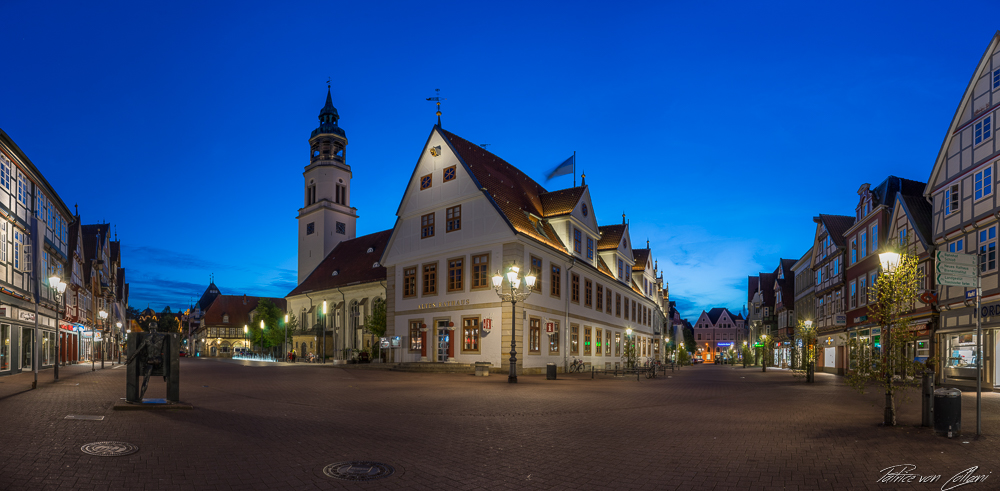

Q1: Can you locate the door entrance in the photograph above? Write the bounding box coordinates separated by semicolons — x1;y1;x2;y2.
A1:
437;321;449;362
21;328;32;371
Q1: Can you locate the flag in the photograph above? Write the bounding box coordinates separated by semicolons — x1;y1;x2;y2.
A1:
546;154;575;181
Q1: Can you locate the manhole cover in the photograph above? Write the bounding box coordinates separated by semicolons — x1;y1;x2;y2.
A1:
323;461;395;481
80;441;139;457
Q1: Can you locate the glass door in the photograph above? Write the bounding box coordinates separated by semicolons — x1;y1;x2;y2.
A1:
437;321;449;362
21;328;32;371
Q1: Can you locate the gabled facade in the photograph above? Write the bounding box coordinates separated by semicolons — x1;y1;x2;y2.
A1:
886;192;937;367
924;32;1000;388
382;126;668;373
810;214;853;373
692;308;745;362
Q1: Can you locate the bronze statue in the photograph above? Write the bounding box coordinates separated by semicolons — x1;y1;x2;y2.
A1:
125;322;168;401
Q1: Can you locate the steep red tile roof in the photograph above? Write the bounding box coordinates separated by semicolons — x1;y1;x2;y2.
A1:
440;129;567;253
597;224;626;250
816;214;855;247
539;187;586;217
287;229;392;297
203;295;288;327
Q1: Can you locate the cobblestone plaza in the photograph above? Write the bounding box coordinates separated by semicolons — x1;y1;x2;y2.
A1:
1;361;998;490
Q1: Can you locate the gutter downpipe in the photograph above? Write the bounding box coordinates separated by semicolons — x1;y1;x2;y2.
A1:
379;281;387;362
564;258;576;372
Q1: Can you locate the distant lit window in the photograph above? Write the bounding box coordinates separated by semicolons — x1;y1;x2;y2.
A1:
945;185;959;215
995;68;1000;89
949;238;964;253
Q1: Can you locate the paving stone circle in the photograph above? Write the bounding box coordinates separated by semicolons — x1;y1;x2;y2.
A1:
80;441;139;457
322;461;395;481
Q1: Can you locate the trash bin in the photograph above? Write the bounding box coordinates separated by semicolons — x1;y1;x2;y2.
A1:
546;363;557;380
934;388;962;437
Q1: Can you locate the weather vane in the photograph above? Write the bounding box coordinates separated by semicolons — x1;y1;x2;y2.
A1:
426;88;445;126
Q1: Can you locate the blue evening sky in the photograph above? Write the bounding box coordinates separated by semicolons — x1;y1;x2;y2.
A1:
1;1;997;321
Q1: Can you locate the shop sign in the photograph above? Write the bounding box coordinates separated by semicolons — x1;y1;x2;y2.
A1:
717;342;732;347
482;318;492;331
835;315;847;325
19;311;35;322
853;315;868;323
978;302;1000;318
0;307;6;317
417;299;471;309
545;321;554;333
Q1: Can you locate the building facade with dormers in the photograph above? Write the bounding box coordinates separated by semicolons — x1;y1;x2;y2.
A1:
925;31;1000;389
773;258;796;367
691;308;745;362
810;214;854;374
842;177;925;374
382;126;668;373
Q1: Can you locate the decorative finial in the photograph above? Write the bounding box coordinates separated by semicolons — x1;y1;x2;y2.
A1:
327;77;331;89
647;239;650;249
74;203;78;216
581;171;586;186
622;212;626;225
426;89;445;127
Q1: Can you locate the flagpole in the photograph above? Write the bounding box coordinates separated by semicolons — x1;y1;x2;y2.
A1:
573;151;576;187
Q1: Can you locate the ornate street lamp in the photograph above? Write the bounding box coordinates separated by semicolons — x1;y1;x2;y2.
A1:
492;265;536;383
803;320;815;383
260;319;266;358
48;275;67;380
243;325;248;357
283;314;289;362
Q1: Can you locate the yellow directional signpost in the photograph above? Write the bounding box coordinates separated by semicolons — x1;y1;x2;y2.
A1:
935;250;982;436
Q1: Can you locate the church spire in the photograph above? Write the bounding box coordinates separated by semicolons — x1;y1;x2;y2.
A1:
319;84;340;125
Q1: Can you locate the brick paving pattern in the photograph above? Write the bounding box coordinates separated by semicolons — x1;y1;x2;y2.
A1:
1;360;998;490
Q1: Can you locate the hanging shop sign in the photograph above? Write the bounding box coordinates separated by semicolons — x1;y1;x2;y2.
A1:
482;318;492;331
19;311;35;322
545;321;554;333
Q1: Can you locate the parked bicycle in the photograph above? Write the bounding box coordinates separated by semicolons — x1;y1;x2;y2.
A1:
569;358;586;373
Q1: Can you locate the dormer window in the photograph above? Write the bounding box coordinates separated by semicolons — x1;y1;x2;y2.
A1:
373;262;380;268
332;270;339;276
222;314;229;324
367;247;375;254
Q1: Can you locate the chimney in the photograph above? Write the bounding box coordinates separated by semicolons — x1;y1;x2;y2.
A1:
243;294;247;305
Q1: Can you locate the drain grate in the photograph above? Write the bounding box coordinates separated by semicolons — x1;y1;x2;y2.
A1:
80;441;138;457
323;461;395;481
65;415;105;421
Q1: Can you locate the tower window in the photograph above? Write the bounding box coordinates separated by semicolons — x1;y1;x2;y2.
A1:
335;184;347;205
306;222;315;235
307;184;317;206
336;222;346;235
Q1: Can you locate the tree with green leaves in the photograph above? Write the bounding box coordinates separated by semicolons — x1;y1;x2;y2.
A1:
793;319;818;381
621;331;638;368
362;297;387;359
741;343;753;368
845;251;924;426
155;307;180;333
250;298;284;356
682;324;695;354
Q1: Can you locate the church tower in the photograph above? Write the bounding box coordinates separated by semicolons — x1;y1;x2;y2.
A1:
297;87;358;284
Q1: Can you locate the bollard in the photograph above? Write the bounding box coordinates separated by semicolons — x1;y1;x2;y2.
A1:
922;369;934;427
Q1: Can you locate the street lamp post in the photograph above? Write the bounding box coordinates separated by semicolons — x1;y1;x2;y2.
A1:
260;320;266;359
243;325;248;357
878;249;903;429
48;275;67;381
760;334;769;372
283;314;289;362
99;309;108;369
625;327;634;368
116;321;123;364
803;320;815;383
491;265;536;383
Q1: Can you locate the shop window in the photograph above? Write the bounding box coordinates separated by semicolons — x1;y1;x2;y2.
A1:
548;321;560;355
409;321;423;352
584;326;591;356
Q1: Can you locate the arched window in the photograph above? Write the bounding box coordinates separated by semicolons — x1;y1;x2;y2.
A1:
350;301;360;330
